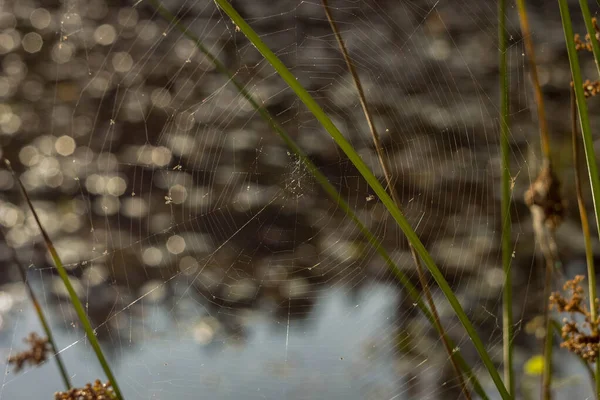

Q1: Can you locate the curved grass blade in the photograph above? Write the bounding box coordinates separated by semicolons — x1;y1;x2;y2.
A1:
4;160;124;400
560;1;600;395
148;1;489;397
213;0;509;397
499;0;514;395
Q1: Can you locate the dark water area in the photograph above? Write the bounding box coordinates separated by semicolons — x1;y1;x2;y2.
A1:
0;0;598;398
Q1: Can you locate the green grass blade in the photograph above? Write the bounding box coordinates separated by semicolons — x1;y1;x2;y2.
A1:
5;160;124;400
5;235;72;390
213;0;509;397
499;0;514;395
149;2;488;397
561;0;600;256
560;2;600;395
571;85;600;399
560;0;600;311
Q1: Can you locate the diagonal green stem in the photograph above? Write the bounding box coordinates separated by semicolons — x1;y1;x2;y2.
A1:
148;1;489;398
3;233;72;390
561;1;600;271
213;0;509;397
5;160;124;400
499;0;514;395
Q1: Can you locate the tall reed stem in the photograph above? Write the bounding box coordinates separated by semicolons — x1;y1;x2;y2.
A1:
321;1;470;398
558;0;600;237
4;160;124;400
556;0;600;396
2;230;72;390
558;7;600;398
515;2;558;398
541;259;554;400
542;296;554;400
499;0;514;395
571;86;600;399
213;0;509;397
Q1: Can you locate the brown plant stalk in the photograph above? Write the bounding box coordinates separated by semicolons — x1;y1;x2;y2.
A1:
515;0;551;161
321;1;471;398
515;1;566;399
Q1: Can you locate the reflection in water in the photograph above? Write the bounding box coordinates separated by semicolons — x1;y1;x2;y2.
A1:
0;282;411;399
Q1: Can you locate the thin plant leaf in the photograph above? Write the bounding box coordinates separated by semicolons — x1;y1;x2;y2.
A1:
213;0;509;397
148;1;490;398
499;0;514;395
4;160;124;400
559;9;600;392
2;231;71;390
571;85;600;399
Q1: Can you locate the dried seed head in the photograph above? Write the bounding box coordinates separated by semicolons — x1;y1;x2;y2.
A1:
524;164;565;231
574;18;600;52
7;332;51;373
582;79;600;98
54;380;115;400
549;276;600;363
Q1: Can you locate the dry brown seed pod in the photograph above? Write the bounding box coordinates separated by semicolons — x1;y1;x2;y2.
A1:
7;332;51;373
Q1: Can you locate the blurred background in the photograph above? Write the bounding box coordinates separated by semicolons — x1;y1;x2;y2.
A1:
0;0;597;398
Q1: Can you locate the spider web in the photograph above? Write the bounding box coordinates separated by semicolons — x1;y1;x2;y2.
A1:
0;0;592;398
